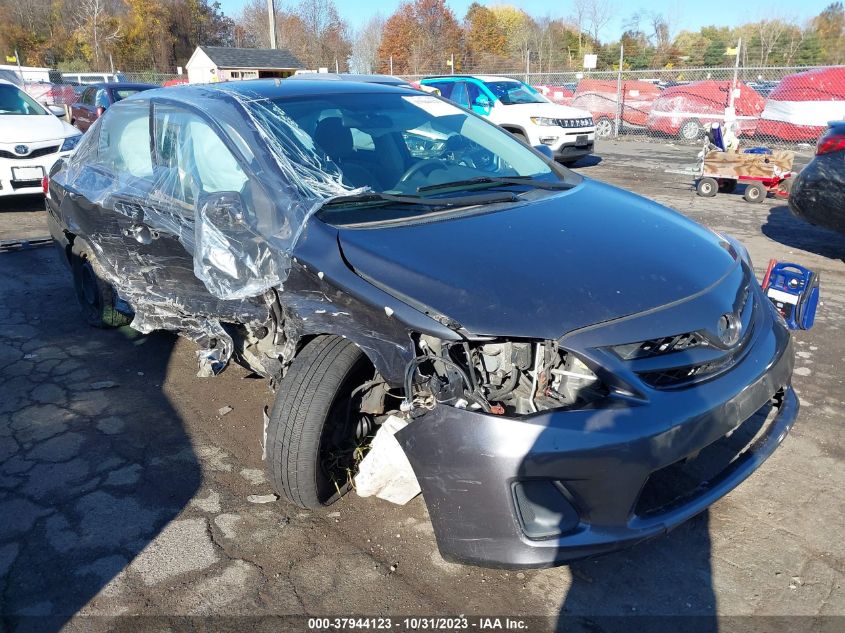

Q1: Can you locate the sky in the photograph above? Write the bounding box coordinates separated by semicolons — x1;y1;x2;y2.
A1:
216;0;834;41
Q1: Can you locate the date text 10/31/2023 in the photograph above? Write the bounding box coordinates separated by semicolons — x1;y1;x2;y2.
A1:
307;617;529;630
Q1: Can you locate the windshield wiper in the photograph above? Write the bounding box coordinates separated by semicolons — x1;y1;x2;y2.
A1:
320;190;519;209
417;176;573;193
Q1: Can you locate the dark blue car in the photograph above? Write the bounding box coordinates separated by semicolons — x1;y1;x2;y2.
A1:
46;79;798;568
790;121;845;235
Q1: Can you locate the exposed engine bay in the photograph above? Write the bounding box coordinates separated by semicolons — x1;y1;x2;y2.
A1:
402;334;608;416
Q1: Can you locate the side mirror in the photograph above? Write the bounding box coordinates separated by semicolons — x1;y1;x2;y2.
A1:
533;144;554;160
474;95;492;113
201;191;247;229
48;105;65;117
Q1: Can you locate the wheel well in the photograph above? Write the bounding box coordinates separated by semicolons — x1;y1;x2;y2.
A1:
501;125;527;137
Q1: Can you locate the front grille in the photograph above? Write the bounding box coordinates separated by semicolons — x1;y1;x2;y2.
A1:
556;117;593;128
635;393;780;517
0;146;60;160
614;331;709;360
627;283;755;389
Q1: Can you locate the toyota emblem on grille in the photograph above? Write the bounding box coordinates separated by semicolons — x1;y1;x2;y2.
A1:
13;145;28;155
716;312;742;347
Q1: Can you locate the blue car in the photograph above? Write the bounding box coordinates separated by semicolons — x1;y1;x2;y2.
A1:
46;79;797;568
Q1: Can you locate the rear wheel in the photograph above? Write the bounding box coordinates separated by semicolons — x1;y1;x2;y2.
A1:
777;176;793;197
266;335;377;509
679;119;702;141
743;181;767;203
696;177;718;197
70;242;131;328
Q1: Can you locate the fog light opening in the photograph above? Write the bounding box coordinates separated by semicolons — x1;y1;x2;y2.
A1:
512;480;580;539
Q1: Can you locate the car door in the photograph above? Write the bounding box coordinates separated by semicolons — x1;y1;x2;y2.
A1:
74;87;95;131
146;101;259;299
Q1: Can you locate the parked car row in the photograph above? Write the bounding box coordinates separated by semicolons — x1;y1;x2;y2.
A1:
533;67;845;142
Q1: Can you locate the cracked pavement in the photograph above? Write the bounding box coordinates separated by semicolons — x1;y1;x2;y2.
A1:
0;140;843;631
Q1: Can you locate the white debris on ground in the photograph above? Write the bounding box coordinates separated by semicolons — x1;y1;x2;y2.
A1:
354;415;421;505
247;494;279;504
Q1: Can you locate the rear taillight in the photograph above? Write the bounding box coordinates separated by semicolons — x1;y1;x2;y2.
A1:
816;131;845;155
41;176;49;195
96;106;106;117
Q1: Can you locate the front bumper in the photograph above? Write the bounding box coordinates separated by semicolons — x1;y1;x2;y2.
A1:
0;151;71;197
531;126;595;161
397;304;796;568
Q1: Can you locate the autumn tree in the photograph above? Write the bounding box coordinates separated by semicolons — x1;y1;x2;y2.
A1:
464;2;506;66
378;0;462;74
813;2;845;63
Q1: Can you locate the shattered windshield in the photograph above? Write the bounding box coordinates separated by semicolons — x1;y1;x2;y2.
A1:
244;91;566;203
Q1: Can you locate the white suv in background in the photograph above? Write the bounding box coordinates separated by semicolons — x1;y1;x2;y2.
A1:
420;75;596;165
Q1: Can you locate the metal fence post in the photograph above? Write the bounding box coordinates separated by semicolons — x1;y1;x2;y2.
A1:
614;45;623;137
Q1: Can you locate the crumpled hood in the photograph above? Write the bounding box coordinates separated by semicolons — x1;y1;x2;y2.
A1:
337;179;738;339
0;114;77;143
503;102;593;119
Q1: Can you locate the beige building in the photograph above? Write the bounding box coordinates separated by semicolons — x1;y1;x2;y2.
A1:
185;46;303;84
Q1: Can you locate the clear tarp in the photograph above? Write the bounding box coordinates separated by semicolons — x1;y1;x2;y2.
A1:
54;85;357;374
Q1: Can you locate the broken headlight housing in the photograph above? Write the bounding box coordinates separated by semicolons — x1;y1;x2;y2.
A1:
404;335;608;416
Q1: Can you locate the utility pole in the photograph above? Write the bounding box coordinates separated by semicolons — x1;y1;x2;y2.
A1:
450;53;454;75
267;0;277;49
614;44;623;137
389;56;393;75
525;49;530;83
335;58;339;73
728;37;741;114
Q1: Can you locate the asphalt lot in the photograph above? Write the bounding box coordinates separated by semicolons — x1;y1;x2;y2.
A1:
1;139;844;631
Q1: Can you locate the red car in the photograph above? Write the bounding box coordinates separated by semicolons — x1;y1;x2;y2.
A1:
70;82;157;131
757;68;845;142
533;84;574;105
24;81;76;107
646;80;765;140
571;79;661;137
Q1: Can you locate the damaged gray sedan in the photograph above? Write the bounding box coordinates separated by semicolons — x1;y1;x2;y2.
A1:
46;79;798;568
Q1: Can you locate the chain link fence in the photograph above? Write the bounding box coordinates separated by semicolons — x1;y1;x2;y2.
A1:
401;65;845;148
15;55;845;149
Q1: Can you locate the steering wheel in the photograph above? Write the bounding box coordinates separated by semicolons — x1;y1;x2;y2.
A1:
397;159;450;185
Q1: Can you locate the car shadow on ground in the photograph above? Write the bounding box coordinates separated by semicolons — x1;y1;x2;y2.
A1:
0;194;45;214
567;155;603;168
557;514;716;633
0;248;201;631
762;205;845;261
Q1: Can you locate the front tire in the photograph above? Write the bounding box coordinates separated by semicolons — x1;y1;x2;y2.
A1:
595;118;614;138
679;119;702;141
266;335;376;509
696;177;718;197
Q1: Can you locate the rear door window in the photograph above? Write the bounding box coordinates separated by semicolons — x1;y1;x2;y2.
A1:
95;101;154;181
152;104;249;208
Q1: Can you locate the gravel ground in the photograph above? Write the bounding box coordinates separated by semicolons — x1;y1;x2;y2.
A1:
1;140;843;632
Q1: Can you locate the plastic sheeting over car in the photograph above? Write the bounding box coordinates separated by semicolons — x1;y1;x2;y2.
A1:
571;79;661;128
758;67;845;141
646;80;765;137
52;85;358;374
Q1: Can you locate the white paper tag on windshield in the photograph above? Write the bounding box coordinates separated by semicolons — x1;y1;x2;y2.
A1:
403;95;463;117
